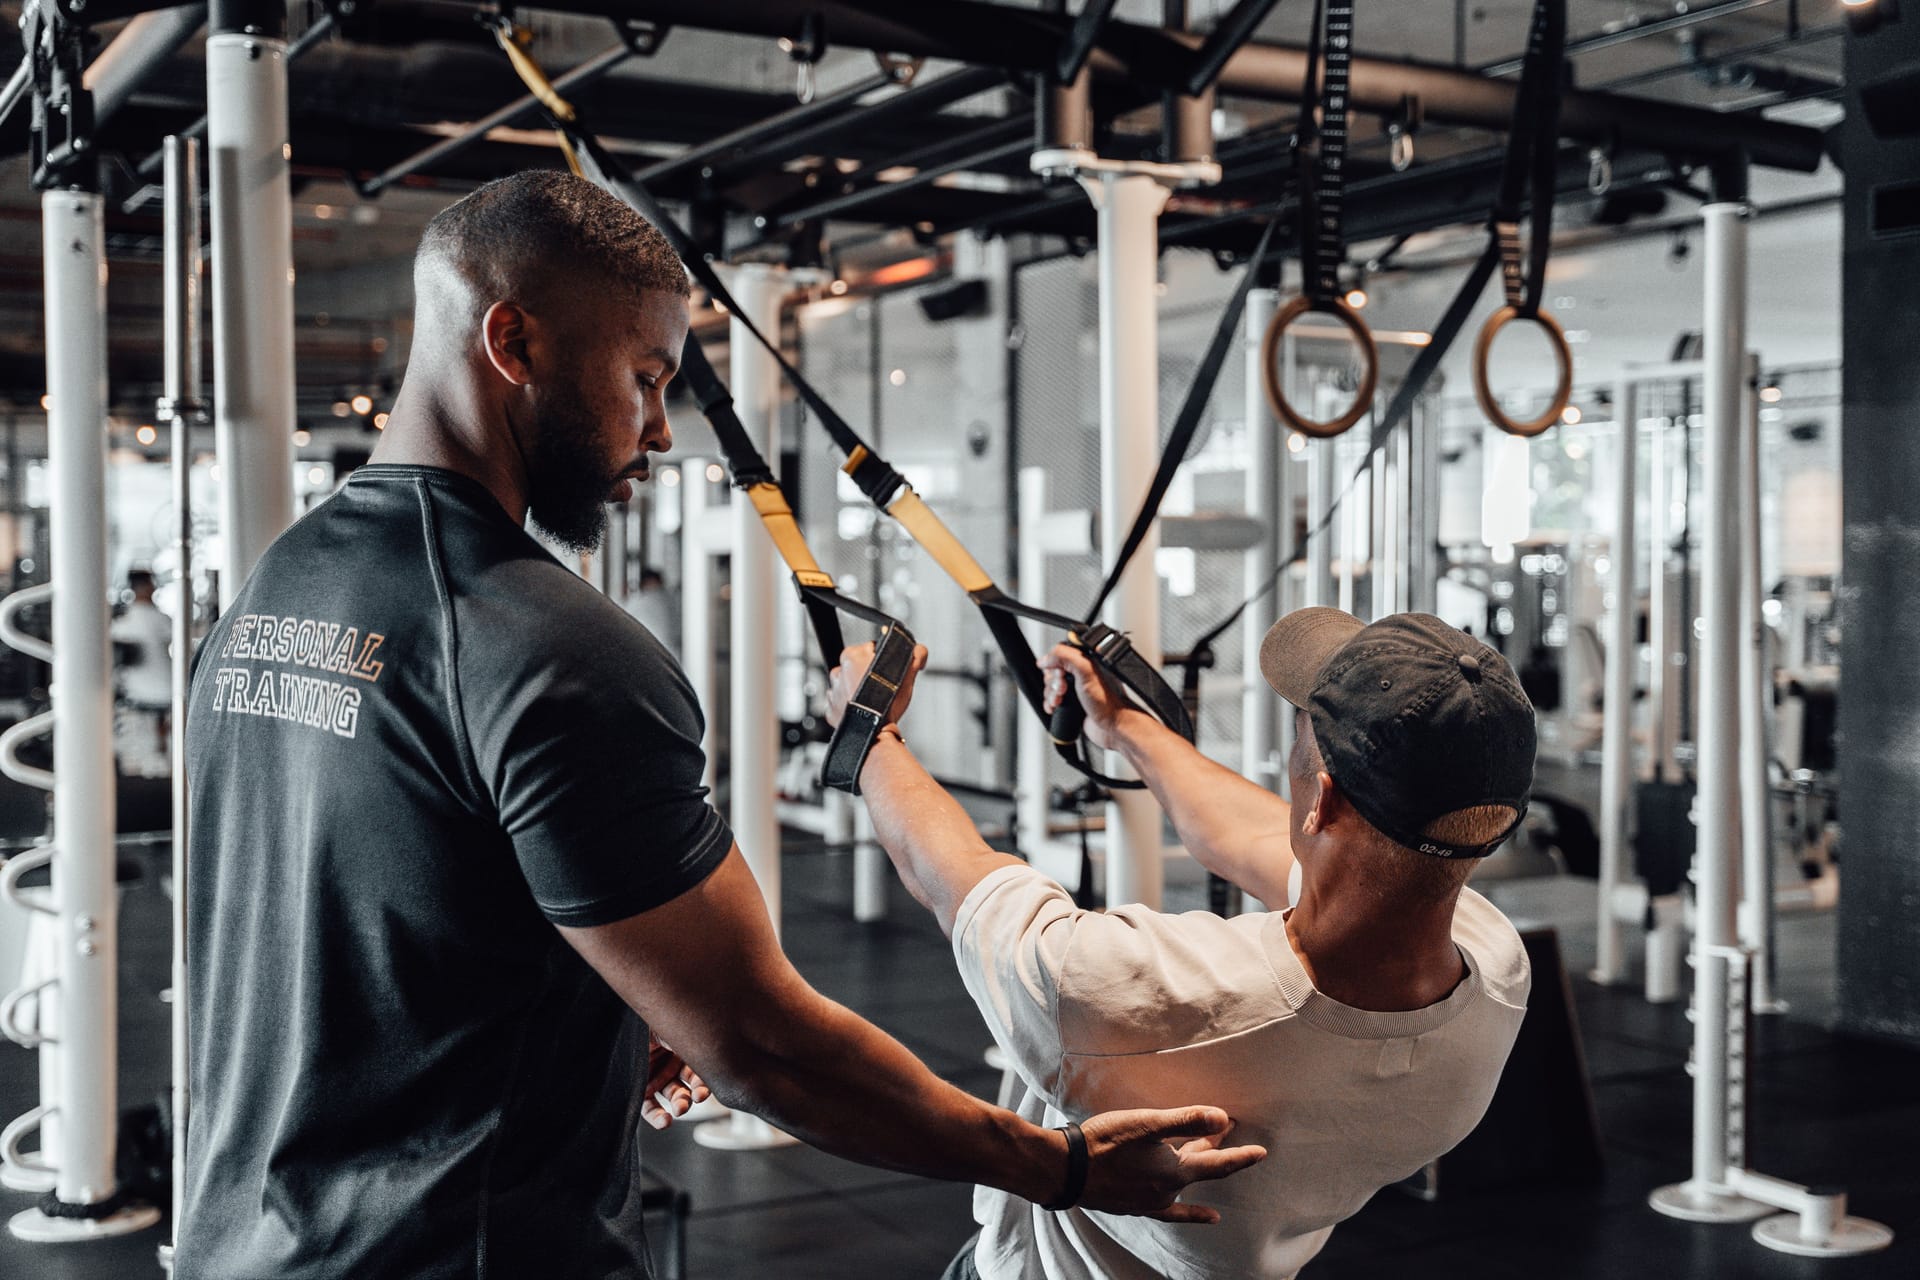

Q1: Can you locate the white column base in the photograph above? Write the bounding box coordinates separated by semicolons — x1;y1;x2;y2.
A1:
9;1202;161;1242
1648;1181;1773;1223
1752;1212;1894;1257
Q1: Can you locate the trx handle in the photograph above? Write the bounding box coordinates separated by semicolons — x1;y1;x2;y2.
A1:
1263;0;1377;441
1473;0;1574;439
820;620;919;795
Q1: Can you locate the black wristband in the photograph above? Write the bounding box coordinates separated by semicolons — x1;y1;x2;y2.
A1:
1044;1120;1089;1212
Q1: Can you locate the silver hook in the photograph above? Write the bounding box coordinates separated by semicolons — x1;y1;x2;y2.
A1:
1587;147;1612;196
797;58;817;105
1389;124;1414;173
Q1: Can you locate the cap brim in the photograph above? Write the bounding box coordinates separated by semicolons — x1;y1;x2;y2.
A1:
1260;607;1366;707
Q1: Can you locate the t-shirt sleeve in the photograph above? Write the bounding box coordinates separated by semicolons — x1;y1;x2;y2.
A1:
462;592;733;928
952;864;1084;1103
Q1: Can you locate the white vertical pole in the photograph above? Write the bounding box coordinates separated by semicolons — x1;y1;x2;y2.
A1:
1083;173;1170;910
1016;469;1052;860
163;133;202;1253
697;269;797;1152
1242;290;1281;795
1737;357;1779;1013
1691;199;1749;1195
1306;424;1334;609
728;266;784;938
680;462;718;799
852;804;886;923
1595;381;1638;986
207;23;296;604
41;191;119;1212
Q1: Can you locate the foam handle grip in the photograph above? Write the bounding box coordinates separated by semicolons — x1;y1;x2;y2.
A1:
1049;688;1087;747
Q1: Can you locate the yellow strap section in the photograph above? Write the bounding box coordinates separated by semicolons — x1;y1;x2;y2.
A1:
886;490;994;594
744;483;832;586
491;23;586;177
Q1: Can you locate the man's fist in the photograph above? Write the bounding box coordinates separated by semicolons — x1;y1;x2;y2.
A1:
1039;643;1136;753
826;640;929;730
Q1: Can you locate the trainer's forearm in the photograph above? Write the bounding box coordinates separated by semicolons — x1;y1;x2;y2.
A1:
711;980;1063;1202
1110;709;1295;905
855;733;1024;935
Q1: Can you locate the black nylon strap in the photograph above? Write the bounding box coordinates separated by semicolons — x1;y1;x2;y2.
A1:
1086;216;1281;625
1491;0;1566;314
1298;0;1354;306
1044;1120;1090;1212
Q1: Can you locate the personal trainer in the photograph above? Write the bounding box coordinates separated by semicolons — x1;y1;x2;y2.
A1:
828;608;1537;1279
178;172;1264;1279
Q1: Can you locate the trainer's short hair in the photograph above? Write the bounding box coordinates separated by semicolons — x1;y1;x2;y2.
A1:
416;170;689;311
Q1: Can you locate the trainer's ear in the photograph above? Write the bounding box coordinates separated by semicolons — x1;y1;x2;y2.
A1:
481;300;536;387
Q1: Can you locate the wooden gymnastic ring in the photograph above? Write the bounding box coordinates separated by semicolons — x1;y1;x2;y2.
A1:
1260;294;1379;440
1472;305;1575;439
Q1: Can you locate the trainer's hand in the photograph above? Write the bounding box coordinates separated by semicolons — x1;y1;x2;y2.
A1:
1039;643;1136;753
640;1033;710;1131
826;641;929;730
1075;1106;1266;1223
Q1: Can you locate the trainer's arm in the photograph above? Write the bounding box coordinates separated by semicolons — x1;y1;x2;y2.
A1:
561;850;1261;1218
1043;646;1296;907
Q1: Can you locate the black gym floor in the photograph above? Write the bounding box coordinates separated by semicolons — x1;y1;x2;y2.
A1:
1;837;1915;1279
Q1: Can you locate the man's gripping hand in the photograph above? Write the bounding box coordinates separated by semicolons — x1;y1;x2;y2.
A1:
826;641;929;731
1077;1106;1266;1224
1040;643;1144;754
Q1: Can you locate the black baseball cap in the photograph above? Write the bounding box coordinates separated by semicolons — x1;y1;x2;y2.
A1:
1259;608;1537;859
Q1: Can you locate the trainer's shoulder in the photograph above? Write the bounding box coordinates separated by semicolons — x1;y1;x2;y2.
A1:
1453;888;1532;1009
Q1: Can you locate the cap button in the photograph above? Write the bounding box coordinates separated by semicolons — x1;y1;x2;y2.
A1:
1458;653;1483;681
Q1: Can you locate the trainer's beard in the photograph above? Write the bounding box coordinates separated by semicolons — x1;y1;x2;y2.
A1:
524;382;618;554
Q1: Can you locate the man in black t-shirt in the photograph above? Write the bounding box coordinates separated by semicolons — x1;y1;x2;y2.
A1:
179;172;1265;1279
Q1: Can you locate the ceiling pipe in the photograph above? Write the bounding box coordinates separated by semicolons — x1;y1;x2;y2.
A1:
83;3;208;129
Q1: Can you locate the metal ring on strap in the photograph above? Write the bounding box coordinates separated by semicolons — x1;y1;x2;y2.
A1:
1471;305;1574;438
1259;294;1380;439
0;844;56;916
0;978;55;1048
0;1105;56;1177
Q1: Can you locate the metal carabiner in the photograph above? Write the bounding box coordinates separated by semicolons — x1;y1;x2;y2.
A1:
1389;125;1415;172
1588;147;1613;196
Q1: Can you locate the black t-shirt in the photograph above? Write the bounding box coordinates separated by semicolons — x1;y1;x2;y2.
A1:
179;465;732;1279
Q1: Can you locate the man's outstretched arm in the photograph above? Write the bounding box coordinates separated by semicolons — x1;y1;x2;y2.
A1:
560;847;1264;1220
1041;645;1296;907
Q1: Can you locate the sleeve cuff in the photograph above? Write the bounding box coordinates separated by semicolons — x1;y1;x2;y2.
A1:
535;805;734;928
950;862;1056;957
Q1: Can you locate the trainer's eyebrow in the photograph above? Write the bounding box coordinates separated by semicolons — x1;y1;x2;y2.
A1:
644;345;680;377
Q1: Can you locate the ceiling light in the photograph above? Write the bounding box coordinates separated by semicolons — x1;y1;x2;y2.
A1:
373;412;389;430
331;401;351;418
1561;405;1583;426
1344;288;1368;310
888;369;907;387
829;279;849;296
136;425;157;446
293;429;312;447
308;466;327;485
1759;384;1782;403
705;463;725;484
1287;433;1307;454
350;394;374;416
39;394;50;411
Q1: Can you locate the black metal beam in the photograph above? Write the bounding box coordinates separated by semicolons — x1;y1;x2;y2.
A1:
633;68;901;187
1059;0;1123;84
1478;0;1785;77
502;0;1824;171
702;65;1006;183
84;4;207;128
1182;0;1282;95
774;135;1032;227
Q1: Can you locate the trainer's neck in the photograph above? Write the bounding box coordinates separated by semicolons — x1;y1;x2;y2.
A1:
370;376;529;527
1285;886;1466;1013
